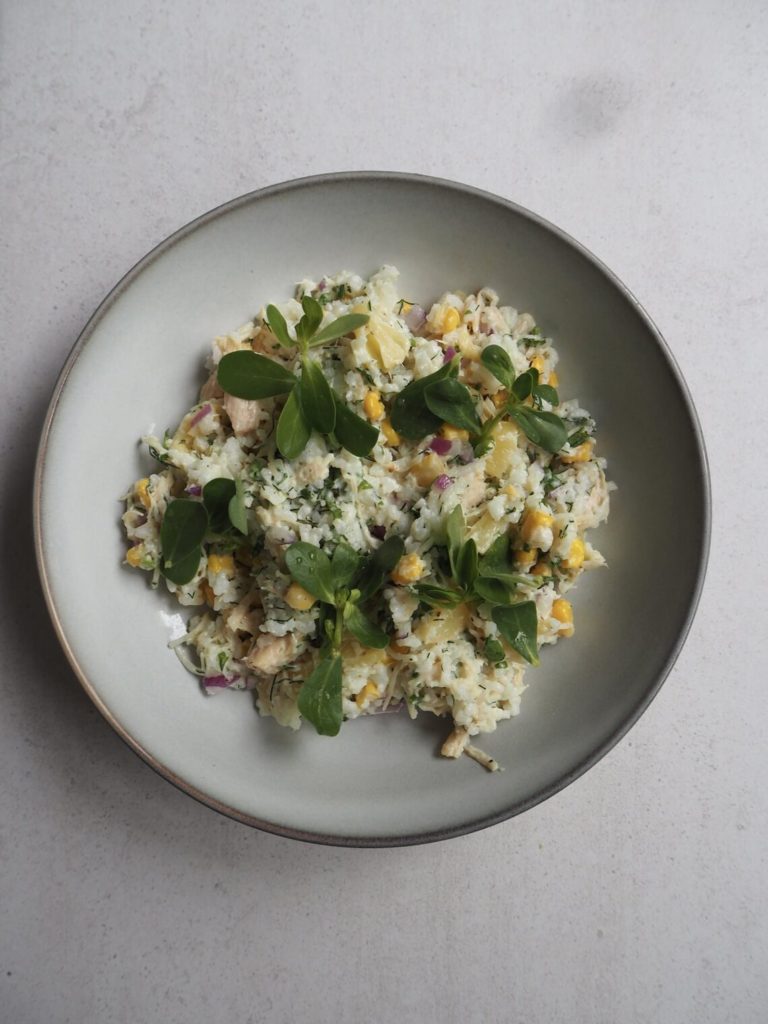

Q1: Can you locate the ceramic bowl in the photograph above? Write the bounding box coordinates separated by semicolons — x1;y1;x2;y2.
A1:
34;173;710;845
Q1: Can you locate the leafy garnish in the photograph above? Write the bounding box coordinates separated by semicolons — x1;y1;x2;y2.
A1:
492;603;540;666
284;536;403;736
424;378;482;434
217;298;371;460
228;478;248;535
390;359;458;440
203;478;236;534
480;346;567;454
160;499;207;584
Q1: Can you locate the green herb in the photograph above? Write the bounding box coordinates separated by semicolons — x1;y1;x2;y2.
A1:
148;444;171;465
299;358;336;433
413;582;466;608
228;478;248;535
479;346;567;454
297;655;343;736
216;351;296;399
483;637;506;665
331;392;379;457
276;388;311;460
567;427;590;448
480;346;515;389
492;603;540;666
203;478;236;533
424;378;482;434
390;359;458;439
285;536;403;736
160;499;207;584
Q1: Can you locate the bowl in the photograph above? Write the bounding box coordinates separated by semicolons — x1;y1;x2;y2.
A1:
34;172;710;846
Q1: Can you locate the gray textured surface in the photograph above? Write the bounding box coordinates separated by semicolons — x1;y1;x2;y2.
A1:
1;1;766;1022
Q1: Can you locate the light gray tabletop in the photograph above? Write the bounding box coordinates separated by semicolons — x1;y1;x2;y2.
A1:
2;2;766;1022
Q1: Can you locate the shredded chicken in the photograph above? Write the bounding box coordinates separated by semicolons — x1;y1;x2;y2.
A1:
223;394;264;436
246;634;296;675
441;726;469;759
465;744;501;772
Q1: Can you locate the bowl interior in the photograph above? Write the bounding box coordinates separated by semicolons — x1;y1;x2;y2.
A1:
37;175;708;844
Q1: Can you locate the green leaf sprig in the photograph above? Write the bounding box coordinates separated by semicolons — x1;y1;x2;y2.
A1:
388;345;567;457
217;296;377;460
285;536;405;736
158;478;250;585
413;506;542;666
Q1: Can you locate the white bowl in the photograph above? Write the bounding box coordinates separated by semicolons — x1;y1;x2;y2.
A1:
34;173;710;846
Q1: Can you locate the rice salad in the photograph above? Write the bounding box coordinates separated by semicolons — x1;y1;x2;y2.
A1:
121;266;611;770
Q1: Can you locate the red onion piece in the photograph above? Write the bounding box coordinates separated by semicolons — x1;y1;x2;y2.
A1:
429;436;452;456
404;304;427;334
434;474;453;491
317;279;327;292
185;484;202;496
190;403;212;427
443;346;457;363
202;675;235;692
369;524;386;540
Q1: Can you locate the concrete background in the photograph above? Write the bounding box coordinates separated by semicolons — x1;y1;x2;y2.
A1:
2;1;766;1021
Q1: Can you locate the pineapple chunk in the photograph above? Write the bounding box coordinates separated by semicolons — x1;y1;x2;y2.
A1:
485;422;520;479
415;604;470;645
467;510;502;554
366;313;410;370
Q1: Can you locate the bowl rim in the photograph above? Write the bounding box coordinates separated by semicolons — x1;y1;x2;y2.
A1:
33;170;712;847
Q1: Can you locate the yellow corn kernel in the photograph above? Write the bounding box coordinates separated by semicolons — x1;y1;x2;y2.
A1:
125;544;144;567
400;301;413;315
391;553;425;585
135;478;151;508
284;582;316;611
411;452;445;488
441;307;462;333
485;422;520;478
440;424;470;442
530;356;545;374
363;390;385;422
531;560;552;577
561;441;593;464
504;484;519;498
491;389;509;409
380;418;401;446
520;509;554;545
548;370;559;387
200;580;215;606
552;598;574;636
208;554;235;575
355;680;379;708
562;537;586;571
515;547;538;566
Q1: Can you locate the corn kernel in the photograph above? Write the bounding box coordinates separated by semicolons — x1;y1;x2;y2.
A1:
391;553;425;585
520;509;554;545
530;356;545;375
515;547;538;566
363;390;385;422
411;452;446;488
552;598;574;635
400;301;413;315
504;484;519;498
531;560;552;577
200;580;215;606
125;544;144;567
208;554;235;575
441;307;462;333
491;390;509;409
135;478;151;508
355;680;379;708
548;370;559;387
562;537;586;571
440;424;470;442
561;441;593;464
380;418;401;446
284;582;316;611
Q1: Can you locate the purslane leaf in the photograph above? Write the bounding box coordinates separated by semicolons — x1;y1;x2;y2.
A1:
161;499;208;566
203;478;236;534
445;504;465;580
299;358;336;434
285;542;336;605
413;583;465;608
217;350;296;399
508;406;567;454
331;393;379;457
227;478;248;535
276;388;311;459
390;358;458;440
356;536;405;601
424;378;482;434
331;542;362;589
162;546;203;585
309;313;369;347
298;654;343;736
344;604;389;649
265;304;293;347
492;602;540;666
299;295;323;343
481;345;515;389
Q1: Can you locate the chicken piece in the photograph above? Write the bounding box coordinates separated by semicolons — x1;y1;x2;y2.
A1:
246;634;296;675
223;592;263;638
441;726;469;759
200;370;224;401
223;393;264;436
